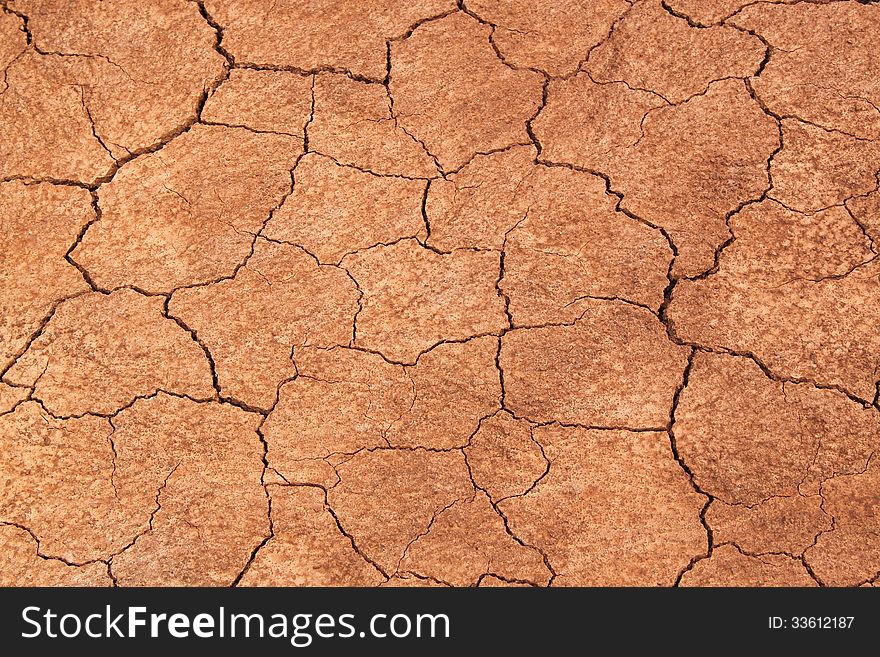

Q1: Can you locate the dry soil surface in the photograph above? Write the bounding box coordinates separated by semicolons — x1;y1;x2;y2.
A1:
1;0;880;587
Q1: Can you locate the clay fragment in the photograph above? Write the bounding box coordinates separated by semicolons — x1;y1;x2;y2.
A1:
202;69;313;145
587;0;765;103
0;382;28;415
807;459;880;587
0;181;92;372
264;338;499;485
707;496;830;556
535;78;779;277
399;491;550;586
501;300;688;427
263;347;413;487
239;486;385;586
343;240;506;363
168;239;359;411
264;153;427;264
680;545;816;587
675;352;880;504
426;146;672;318
464;412;547;502
204;0;456;80
668;200;880;400
4;290;214;417
7;0;225;161
390;12;544;171
73;125;300;293
466;0;630;76
770;120;880;212
733;1;880;140
310;74;439;177
499;425;706;586
0;401;148;563
0;525;110;586
328;449;475;573
0;53;116;184
109;395;267;586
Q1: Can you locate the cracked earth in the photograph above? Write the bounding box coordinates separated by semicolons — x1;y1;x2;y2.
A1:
1;0;879;588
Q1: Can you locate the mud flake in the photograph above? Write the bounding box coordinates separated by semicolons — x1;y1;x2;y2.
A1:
10;0;225;159
806;460;880;586
847;188;880;245
4;290;214;417
0;401;150;563
537;78;778;277
109;394;267;586
239;486;384;586
204;0;455;80
168;239;358;411
390;12;544;172
264;153;427;264
499;425;706;586
265;339;499;483
426;146;671;318
707;496;831;556
464;411;546;502
310;73;439;178
533;75;668;172
202;69;314;143
586;0;765;104
389;337;500;449
399;490;550;586
343;240;506;363
0;181;92;372
502;166;671;321
0;53;116;184
328;449;474;573
668;200;880;400
425;146;538;252
0;382;28;415
263;348;413;486
466;0;630;76
680;545;816;587
0;10;27;72
0;525;110;586
72;125;300;293
501;300;688;427
770;119;880;212
674;352;880;505
733;1;880;140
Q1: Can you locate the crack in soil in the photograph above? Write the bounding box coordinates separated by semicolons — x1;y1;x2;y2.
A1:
2;0;879;588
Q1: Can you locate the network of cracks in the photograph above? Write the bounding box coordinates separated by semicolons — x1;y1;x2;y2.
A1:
2;0;880;587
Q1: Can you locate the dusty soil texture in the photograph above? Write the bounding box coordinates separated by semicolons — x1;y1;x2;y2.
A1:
1;0;879;588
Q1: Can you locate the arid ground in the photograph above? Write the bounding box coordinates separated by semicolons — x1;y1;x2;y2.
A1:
1;0;879;587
